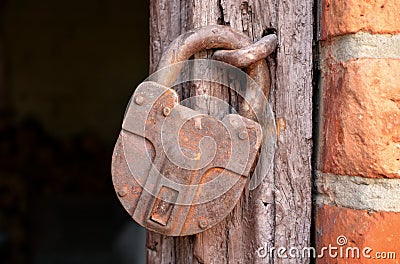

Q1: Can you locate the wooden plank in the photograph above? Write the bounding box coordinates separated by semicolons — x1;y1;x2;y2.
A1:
147;0;313;263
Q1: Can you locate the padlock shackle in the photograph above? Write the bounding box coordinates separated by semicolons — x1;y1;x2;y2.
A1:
155;25;271;121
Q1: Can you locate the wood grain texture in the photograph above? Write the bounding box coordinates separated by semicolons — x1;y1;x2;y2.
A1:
148;0;313;263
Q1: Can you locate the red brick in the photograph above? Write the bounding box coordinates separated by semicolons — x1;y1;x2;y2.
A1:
321;0;400;39
319;58;400;178
315;204;400;264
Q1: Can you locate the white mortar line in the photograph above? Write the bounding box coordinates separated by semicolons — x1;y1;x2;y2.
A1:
320;32;400;63
314;171;400;212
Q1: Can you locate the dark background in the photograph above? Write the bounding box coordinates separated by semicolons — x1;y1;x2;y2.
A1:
0;1;149;263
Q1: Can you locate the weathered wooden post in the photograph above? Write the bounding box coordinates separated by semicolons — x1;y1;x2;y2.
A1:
147;0;313;263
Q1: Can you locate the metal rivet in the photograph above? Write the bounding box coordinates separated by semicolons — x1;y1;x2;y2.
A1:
238;130;248;140
134;95;145;105
163;107;171;116
199;219;208;229
118;186;128;197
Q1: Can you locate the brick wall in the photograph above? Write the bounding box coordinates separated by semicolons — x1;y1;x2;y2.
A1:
315;0;400;263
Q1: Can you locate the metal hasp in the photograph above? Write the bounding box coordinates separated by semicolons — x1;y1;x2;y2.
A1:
111;25;277;236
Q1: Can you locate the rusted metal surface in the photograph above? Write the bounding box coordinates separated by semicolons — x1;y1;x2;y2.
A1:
113;81;262;236
212;34;277;68
155;25;276;120
111;25;277;236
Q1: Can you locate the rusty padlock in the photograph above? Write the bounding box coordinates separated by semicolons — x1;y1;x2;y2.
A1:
112;25;275;236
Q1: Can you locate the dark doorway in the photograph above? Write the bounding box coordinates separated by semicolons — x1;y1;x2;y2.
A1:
0;1;149;263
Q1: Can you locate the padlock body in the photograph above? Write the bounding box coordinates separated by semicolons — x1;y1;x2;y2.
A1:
112;81;262;236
